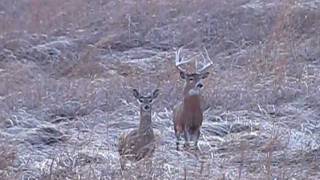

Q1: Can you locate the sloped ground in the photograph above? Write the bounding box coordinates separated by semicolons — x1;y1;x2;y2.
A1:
0;0;320;179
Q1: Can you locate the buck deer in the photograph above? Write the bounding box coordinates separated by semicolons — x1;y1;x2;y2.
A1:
173;47;213;150
118;89;160;168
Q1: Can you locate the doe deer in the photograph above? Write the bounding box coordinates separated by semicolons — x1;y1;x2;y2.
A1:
118;89;160;168
173;47;213;150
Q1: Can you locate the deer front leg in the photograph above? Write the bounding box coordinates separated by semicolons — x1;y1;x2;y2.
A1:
120;156;126;171
183;130;190;148
175;133;181;150
175;124;184;150
193;130;200;150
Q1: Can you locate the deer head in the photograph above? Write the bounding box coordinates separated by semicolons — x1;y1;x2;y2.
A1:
175;47;213;97
132;89;160;112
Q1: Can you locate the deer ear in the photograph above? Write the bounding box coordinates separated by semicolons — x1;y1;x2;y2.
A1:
201;72;209;79
152;89;160;99
132;89;140;99
180;71;187;79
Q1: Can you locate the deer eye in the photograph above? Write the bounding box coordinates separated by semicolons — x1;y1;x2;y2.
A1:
148;99;153;103
189;77;194;81
139;98;144;103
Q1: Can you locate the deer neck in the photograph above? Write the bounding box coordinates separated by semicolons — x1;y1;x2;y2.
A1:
183;93;202;112
138;107;153;134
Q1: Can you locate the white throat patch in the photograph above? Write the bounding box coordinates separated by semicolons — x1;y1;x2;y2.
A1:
189;89;200;96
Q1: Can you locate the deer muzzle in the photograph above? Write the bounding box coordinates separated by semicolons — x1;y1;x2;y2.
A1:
143;104;151;111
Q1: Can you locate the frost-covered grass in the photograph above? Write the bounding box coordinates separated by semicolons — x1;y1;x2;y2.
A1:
0;0;320;179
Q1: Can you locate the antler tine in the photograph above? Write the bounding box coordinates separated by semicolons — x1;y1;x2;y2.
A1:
197;47;213;73
175;47;192;72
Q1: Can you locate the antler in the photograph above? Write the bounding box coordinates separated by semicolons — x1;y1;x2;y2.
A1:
175;47;192;72
196;47;213;74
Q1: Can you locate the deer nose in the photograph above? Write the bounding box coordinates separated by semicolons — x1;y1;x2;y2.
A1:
143;105;150;110
197;83;203;88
